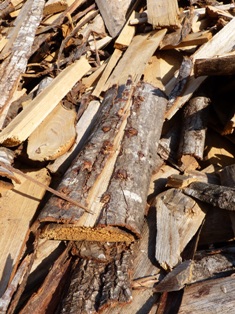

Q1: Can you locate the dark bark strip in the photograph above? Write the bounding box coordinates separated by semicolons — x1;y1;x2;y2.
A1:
194;55;235;77
183;182;235;211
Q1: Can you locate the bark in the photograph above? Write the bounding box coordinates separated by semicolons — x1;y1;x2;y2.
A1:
183;182;235;211
59;243;134;314
39;80;167;242
0;0;45;128
178;96;211;164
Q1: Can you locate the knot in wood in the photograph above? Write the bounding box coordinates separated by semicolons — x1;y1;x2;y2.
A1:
115;169;128;180
81;160;93;172
125;127;138;137
100;192;111;204
101;140;113;154
102;125;111;133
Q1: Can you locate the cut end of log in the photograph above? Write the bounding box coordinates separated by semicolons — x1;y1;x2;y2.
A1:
40;224;135;243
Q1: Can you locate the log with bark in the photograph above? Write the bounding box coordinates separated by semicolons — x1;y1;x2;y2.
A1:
39;79;167;242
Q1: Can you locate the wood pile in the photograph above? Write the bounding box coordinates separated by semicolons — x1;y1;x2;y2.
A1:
1;0;235;313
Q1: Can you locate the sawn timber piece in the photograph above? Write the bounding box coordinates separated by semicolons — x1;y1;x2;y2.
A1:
39;80;167;242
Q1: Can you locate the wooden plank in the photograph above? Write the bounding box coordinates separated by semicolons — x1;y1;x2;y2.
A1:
165;17;235;120
0;57;91;147
147;0;180;29
104;29;167;90
0;168;51;297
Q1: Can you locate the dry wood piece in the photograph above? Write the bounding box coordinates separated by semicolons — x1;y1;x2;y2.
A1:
59;243;134;313
194;53;235;77
155;188;206;270
178;275;235;313
0;147;20;192
178;96;211;168
0;0;45;129
165;16;235;120
19;246;71;314
0;57;91;147
147;0;181;29
27;103;77;161
95;0;134;37
39;80;167;242
183;181;235;211
0;168;51;298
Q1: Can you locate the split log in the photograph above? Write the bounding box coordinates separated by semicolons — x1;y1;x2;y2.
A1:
165;16;235;120
0;0;45;129
178;275;235;313
0;56;91;147
0;168;51;297
194;53;235;77
147;0;181;29
39;80;167;242
178;96;210;169
183;182;235;211
59;243;134;313
155;188;206;270
95;0;134;38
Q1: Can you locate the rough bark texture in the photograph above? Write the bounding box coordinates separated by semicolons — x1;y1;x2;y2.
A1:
0;0;45;128
59;243;134;314
39;80;167;241
98;83;167;237
183;182;235;211
178;96;210;162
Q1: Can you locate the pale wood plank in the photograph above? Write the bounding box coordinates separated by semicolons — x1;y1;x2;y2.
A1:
0;168;51;297
0;57;91;147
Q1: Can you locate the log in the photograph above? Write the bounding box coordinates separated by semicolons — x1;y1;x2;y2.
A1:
39;80;167;242
194;53;235;77
147;0;180;29
183;182;235;211
0;0;45;128
59;243;134;313
178;96;211;168
155;188;206;270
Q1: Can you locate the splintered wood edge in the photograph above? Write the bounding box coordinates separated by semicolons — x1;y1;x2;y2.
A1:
40;224;135;243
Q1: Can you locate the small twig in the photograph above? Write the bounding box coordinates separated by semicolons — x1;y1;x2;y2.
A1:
0;162;92;214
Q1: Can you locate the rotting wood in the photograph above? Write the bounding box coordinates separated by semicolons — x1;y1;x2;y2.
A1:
178;96;211;169
0;0;45;129
39;80;167;242
183;181;235;211
155;188;206;270
95;0;134;38
147;0;181;29
0;56;91;147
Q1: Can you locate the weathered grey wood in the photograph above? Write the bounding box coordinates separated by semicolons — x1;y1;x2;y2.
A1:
179;275;235;313
39;81;167;242
183;182;235;211
155;188;206;270
178;96;210;165
0;0;45;129
98;82;167;237
95;0;134;37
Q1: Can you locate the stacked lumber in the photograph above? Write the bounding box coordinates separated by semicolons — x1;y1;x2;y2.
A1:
1;0;235;313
